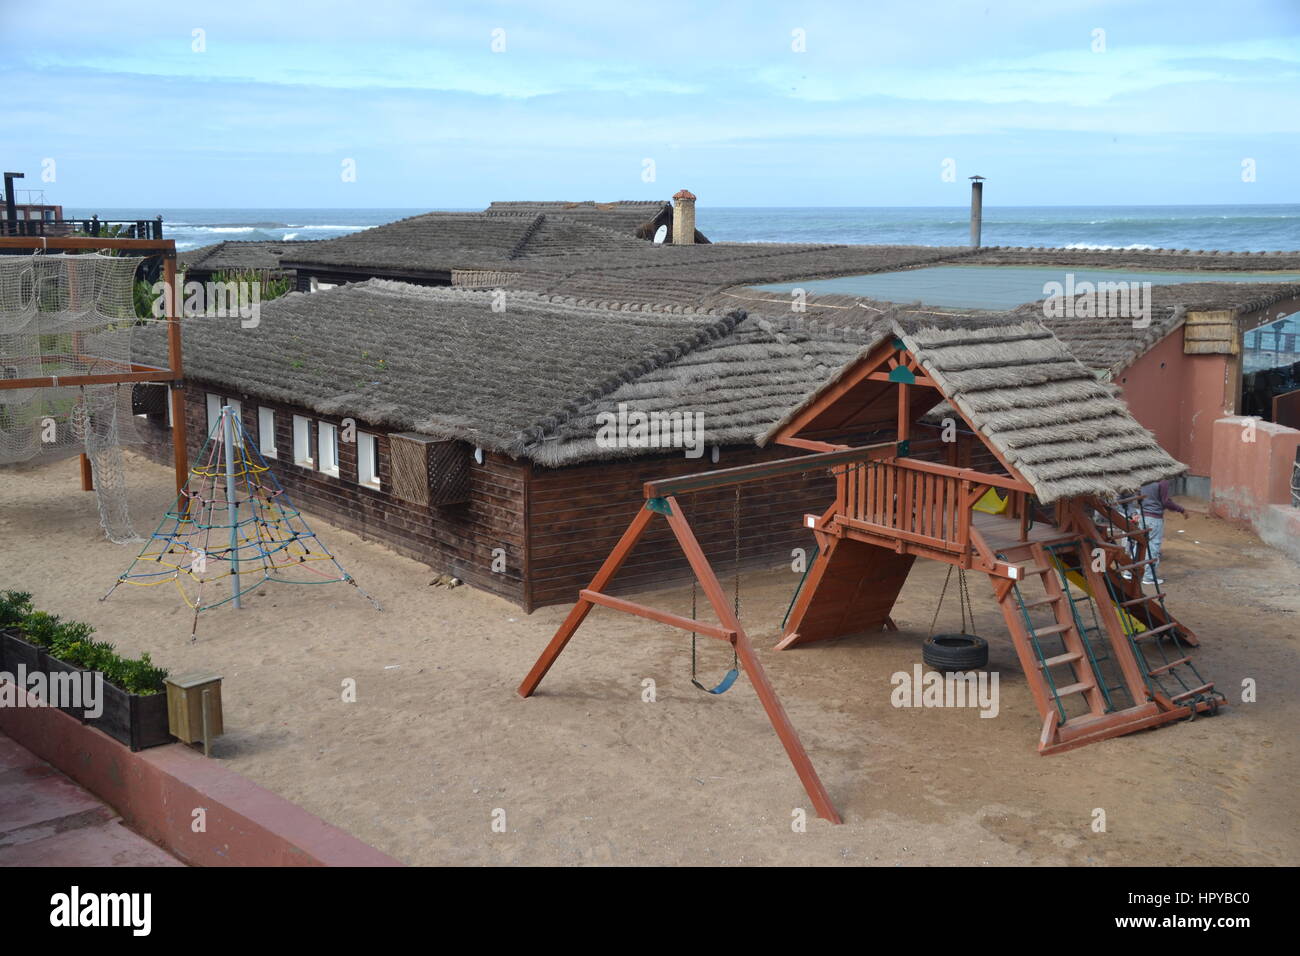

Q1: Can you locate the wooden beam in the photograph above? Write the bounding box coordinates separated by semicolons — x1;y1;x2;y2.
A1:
517;504;656;697
663;496;842;824
579;589;735;641
642;440;898;498
162;253;189;494
0;236;175;252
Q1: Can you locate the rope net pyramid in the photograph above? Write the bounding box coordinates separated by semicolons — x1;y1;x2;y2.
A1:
0;253;147;542
104;406;379;638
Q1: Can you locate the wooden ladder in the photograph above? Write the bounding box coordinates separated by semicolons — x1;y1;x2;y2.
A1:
994;541;1110;744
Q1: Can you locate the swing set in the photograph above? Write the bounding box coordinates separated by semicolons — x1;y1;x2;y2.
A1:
518;441;901;825
519;316;1224;825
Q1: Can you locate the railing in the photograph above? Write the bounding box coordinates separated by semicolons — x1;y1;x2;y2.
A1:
839;458;969;551
1;216;164;240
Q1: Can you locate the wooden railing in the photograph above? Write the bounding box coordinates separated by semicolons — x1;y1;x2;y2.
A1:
834;457;1033;554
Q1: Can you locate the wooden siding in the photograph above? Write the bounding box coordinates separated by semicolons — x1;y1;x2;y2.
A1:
133;383;530;607
525;446;833;610
135;388;841;612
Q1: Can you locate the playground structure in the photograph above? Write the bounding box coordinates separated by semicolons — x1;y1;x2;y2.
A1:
519;314;1224;824
0;235;189;540
103;405;379;639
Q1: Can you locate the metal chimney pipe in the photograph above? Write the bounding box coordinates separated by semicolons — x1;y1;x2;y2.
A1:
969;175;985;248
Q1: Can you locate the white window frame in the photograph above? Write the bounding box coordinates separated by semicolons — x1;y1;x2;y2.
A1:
293;415;313;467
309;277;338;293
318;421;340;477
358;432;380;489
258;407;277;458
206;393;222;436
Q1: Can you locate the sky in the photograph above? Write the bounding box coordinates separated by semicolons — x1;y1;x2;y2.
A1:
4;0;1299;208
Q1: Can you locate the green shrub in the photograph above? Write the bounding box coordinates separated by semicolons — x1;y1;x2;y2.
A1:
9;601;168;695
0;590;33;628
21;611;63;648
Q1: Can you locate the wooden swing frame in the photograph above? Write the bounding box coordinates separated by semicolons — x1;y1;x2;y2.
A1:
517;441;902;825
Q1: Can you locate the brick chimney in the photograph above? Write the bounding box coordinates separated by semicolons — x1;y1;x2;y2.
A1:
672;189;696;245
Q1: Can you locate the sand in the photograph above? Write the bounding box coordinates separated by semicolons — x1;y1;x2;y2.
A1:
1;451;1297;866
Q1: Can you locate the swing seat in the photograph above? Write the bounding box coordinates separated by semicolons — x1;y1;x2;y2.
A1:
692;668;740;695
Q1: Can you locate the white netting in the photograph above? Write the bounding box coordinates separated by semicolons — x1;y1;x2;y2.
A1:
0;253;150;542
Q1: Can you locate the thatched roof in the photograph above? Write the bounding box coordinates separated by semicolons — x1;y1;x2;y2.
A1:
278;213;541;273
965;245;1300;272
132;281;738;460
179;240;301;274
762;314;1185;502
536;316;870;466
485;200;674;239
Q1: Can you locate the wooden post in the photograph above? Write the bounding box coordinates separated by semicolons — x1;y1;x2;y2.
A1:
79;453;93;492
162;253;189;494
663;496;842;824
517;504;655;697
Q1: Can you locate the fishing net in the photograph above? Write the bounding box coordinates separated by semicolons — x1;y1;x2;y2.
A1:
0;253;152;542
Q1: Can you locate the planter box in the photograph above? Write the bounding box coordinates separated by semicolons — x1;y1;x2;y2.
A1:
44;657;88;722
88;682;172;752
1;630;44;681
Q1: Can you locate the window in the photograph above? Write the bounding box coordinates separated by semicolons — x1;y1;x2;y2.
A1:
293;415;313;467
206;393;222;436
318;422;340;477
258;407;277;458
358;432;380;488
309;277;338;293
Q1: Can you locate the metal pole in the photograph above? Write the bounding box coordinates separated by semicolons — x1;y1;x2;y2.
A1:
222;405;241;608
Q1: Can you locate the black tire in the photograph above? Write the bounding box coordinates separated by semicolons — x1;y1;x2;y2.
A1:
923;633;989;672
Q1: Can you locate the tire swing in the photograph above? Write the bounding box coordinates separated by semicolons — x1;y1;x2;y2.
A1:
923;565;989;672
687;488;741;695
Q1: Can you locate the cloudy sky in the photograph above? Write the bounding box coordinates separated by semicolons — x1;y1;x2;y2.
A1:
4;0;1299;207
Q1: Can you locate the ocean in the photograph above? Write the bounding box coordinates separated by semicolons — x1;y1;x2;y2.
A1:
67;204;1300;254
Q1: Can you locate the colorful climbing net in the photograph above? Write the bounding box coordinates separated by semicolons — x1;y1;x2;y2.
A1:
102;406;379;638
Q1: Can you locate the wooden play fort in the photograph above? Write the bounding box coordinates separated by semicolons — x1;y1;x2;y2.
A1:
520;315;1224;823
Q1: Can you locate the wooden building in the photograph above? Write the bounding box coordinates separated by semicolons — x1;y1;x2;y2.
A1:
132;281;868;610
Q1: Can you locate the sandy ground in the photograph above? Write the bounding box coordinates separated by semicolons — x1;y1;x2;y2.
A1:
1;451;1297;866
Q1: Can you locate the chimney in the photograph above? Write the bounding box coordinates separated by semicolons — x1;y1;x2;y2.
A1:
969;175;985;248
672;189;696;245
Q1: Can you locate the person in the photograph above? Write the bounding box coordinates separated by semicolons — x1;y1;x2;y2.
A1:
1125;480;1188;586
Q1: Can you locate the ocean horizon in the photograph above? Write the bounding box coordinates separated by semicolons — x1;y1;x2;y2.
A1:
66;203;1300;254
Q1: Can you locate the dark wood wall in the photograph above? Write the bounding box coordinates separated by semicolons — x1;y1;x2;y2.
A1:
134;387;837;612
525;447;832;609
133;383;530;606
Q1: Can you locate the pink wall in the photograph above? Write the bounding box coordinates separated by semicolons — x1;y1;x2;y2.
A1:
1210;416;1300;514
1118;331;1233;478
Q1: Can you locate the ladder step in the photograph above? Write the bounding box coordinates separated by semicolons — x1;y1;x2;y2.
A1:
1052;681;1094;697
1022;595;1061;609
1147;656;1192;677
1132;623;1178;641
1039;651;1083;669
1117;559;1156;571
1171;683;1215;703
1121;593;1161;607
1031;622;1072;637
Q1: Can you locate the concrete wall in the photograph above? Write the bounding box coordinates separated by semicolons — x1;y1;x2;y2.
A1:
1118;330;1234;480
1209;415;1300;561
